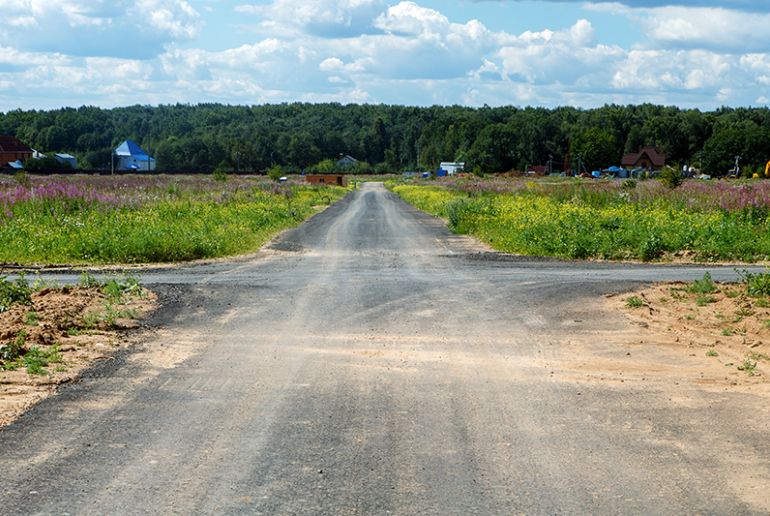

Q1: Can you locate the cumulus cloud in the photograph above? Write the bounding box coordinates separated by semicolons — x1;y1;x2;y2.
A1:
498;0;769;11
2;0;770;110
584;2;770;52
236;0;387;38
0;0;201;59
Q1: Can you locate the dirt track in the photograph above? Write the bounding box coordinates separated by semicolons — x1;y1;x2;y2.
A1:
1;183;769;514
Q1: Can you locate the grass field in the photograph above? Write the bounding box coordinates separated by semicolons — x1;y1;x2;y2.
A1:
0;174;347;265
391;176;770;262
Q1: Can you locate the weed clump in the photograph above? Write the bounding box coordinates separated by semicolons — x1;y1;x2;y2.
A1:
0;274;148;376
0;276;32;313
688;273;717;295
737;269;770;297
659;166;683;190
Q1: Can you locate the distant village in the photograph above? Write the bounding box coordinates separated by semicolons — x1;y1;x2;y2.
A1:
0;136;155;173
0;133;740;180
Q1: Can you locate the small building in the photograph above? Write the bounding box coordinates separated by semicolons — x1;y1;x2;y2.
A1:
525;165;548;176
439;162;465;176
114;140;156;172
54;153;77;169
306;174;347;187
0;135;33;165
337;155;359;168
621;146;666;170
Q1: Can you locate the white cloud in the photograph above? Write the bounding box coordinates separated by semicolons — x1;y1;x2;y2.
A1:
0;0;201;58
1;0;770;110
374;1;449;35
236;0;386;38
612;49;732;90
639;6;770;52
497;20;619;84
586;3;770;52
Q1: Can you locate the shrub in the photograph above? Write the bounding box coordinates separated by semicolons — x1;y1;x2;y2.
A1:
737;269;770;297
688;272;717;294
639;234;664;261
0;331;26;363
0;276;32;313
267;164;284;182
659;166;683;189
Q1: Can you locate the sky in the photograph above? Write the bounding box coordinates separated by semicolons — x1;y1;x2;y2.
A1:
1;0;769;111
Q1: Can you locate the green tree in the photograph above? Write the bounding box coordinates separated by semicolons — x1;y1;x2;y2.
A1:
569;127;617;171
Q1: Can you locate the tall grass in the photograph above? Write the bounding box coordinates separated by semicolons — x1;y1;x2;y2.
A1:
392;178;770;262
0;175;346;264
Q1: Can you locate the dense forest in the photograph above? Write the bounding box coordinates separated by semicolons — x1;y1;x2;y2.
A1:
2;103;770;175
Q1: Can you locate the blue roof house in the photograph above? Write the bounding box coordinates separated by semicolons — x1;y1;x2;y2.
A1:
115;140;156;172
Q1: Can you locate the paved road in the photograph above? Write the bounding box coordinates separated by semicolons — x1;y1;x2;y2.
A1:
2;183;769;514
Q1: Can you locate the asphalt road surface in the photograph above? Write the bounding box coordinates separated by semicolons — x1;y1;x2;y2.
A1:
2;183;769;515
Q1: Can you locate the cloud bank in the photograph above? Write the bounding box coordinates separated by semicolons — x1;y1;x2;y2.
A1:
1;0;769;109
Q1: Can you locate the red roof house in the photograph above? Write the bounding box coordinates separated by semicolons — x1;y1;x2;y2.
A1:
0;136;33;165
621;146;666;170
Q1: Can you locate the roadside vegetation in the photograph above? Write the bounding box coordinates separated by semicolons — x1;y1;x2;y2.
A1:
0;273;156;426
0;175;346;265
619;271;770;380
392;176;770;262
0;273;150;377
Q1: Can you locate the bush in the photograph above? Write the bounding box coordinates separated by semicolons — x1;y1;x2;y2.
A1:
267;164;284;182
213;162;229;182
639;234;664;261
688;272;717;295
738;269;770;297
659;166;683;189
0;276;32;313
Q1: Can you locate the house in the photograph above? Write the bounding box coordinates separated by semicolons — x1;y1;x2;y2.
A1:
525;165;548;176
114;140;156;171
439;162;465;175
336;155;359;168
306;174;347;187
621;146;666;170
0;135;33;165
54;153;77;169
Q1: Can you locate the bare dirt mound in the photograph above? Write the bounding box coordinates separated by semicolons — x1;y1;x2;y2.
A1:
609;279;770;387
0;285;156;427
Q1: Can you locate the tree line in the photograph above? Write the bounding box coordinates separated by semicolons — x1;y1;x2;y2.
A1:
1;102;770;175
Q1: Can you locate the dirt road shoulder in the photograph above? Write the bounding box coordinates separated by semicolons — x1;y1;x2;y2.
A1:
0;277;156;427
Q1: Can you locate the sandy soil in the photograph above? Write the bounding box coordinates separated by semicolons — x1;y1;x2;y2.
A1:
0;286;156;427
609;280;770;388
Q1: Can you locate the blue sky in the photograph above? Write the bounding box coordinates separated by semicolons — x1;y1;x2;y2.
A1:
1;0;769;110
